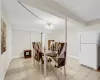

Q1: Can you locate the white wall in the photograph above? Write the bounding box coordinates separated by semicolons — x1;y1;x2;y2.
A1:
67;25;100;59
46;25;100;60
0;3;13;80
46;31;65;42
0;25;12;79
31;31;41;54
53;31;65;42
67;31;80;59
12;30;30;58
12;29;41;58
46;30;80;59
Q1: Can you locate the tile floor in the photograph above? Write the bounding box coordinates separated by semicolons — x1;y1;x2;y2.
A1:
4;57;100;80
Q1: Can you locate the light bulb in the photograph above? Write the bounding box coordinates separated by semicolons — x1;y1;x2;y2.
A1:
45;23;54;29
50;24;54;29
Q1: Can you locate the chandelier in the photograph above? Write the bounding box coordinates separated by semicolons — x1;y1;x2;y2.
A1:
45;23;54;29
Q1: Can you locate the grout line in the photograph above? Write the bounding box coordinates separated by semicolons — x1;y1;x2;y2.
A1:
83;69;93;80
5;58;100;80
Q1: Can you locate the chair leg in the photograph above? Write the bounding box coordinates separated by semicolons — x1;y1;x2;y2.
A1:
39;60;42;74
64;66;66;76
35;60;38;70
48;62;51;71
34;59;36;66
33;57;35;66
55;67;59;79
33;57;35;65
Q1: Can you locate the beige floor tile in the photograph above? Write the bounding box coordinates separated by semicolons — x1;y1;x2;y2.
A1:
84;71;100;80
18;72;28;80
5;69;18;77
4;57;100;80
66;67;77;76
69;76;84;80
4;74;19;80
78;66;92;75
84;77;99;80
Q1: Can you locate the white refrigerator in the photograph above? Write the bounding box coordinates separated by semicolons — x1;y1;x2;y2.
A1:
79;32;100;70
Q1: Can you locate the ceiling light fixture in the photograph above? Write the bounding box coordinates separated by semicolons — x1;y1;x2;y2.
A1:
45;23;54;29
18;1;54;30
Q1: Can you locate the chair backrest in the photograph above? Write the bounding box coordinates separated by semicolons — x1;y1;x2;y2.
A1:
37;42;41;51
49;42;61;51
34;43;39;62
32;42;35;49
56;42;61;55
32;42;43;62
50;42;55;51
57;43;67;68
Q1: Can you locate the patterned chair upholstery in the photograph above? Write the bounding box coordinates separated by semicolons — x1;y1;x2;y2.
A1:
32;42;44;64
57;43;67;68
32;42;35;48
49;43;67;68
32;43;38;61
49;42;61;51
50;42;55;51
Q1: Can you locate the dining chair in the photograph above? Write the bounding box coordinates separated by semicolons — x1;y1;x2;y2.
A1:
32;42;47;73
57;43;67;76
48;43;67;76
50;42;55;51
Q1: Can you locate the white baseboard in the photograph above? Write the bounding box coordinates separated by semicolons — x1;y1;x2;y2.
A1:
67;55;79;60
0;57;12;80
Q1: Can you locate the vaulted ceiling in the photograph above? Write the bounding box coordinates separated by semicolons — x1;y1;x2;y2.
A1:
2;0;66;33
2;0;81;33
21;0;100;25
2;0;100;33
